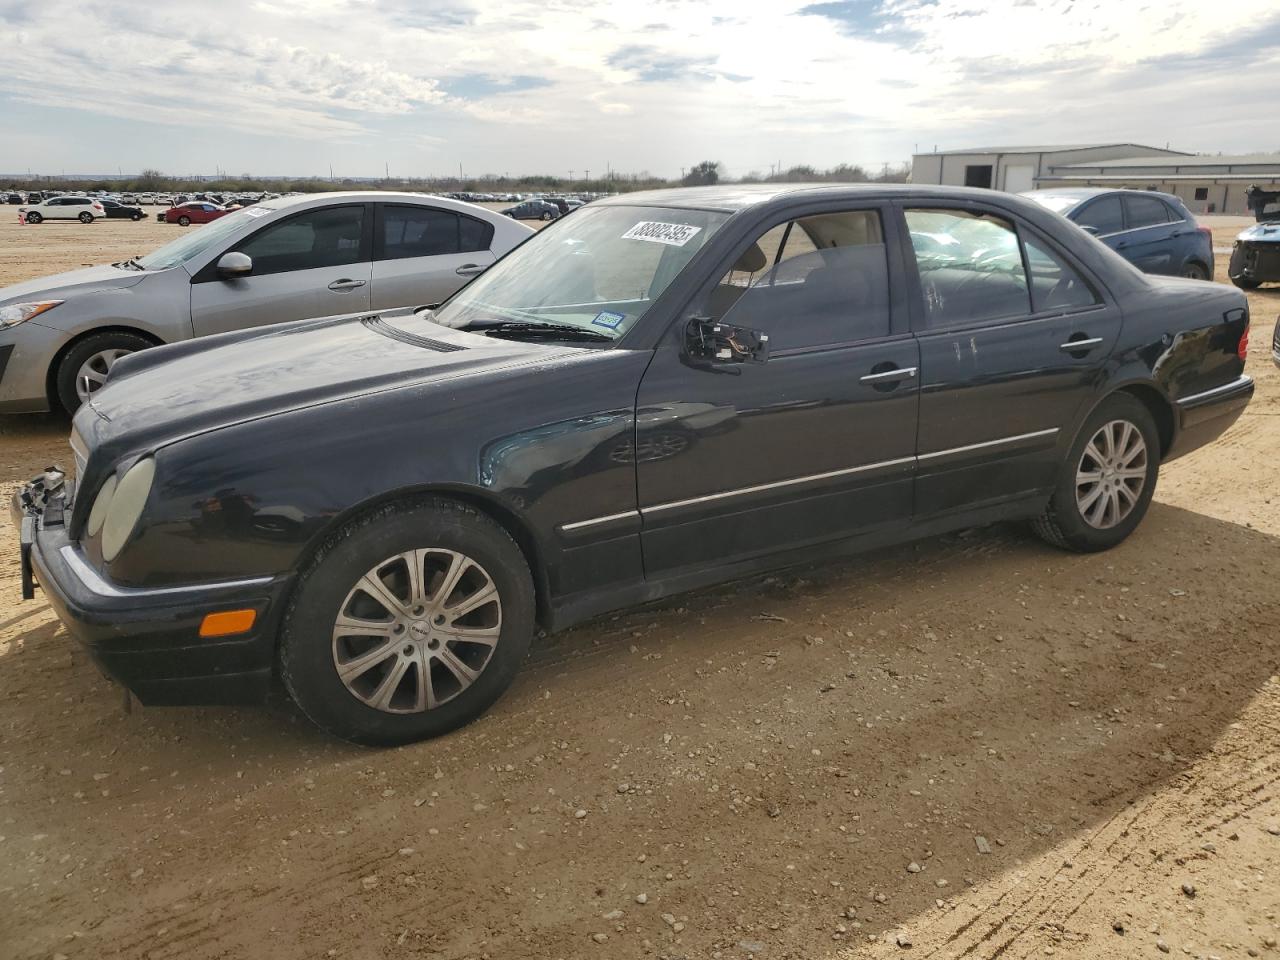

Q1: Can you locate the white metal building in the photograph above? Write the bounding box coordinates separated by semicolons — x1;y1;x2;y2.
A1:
1036;153;1280;216
910;144;1188;194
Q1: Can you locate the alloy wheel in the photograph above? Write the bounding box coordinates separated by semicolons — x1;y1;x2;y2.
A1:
332;549;502;713
1075;419;1148;529
75;348;133;401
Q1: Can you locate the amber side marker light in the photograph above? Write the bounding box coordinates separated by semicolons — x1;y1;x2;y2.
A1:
199;609;257;638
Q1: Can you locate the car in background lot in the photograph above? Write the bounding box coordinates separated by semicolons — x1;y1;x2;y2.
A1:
19;196;107;224
0;192;533;413
502;199;560;221
6;193;24;205
1023;188;1214;281
99;199;146;221
12;183;1253;745
164;202;230;226
1229;186;1280;289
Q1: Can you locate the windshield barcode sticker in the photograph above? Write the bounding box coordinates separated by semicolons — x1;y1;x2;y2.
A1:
621;221;703;246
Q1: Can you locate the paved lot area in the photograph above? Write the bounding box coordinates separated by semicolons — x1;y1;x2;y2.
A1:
0;211;1277;960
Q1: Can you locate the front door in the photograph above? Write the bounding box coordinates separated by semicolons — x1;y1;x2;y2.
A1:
901;203;1120;517
190;203;372;337
635;206;919;577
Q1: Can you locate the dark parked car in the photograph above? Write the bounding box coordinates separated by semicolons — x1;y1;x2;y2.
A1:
502;199;559;221
1228;185;1280;289
15;184;1253;745
99;199;146;221
6;192;24;205
1023;188;1214;280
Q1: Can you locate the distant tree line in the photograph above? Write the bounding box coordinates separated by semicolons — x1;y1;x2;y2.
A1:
4;160;911;195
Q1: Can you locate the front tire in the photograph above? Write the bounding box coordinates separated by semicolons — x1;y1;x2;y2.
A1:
24;211;41;223
1031;394;1160;552
54;331;153;413
131;212;143;221
78;211;93;223
280;498;535;746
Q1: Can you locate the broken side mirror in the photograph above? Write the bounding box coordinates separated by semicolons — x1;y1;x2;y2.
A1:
684;316;770;369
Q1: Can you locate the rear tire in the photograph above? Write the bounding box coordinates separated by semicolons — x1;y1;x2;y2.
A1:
78;211;93;223
280;498;535;746
54;330;154;413
177;215;191;226
1031;393;1160;552
541;211;552;221
1180;262;1209;281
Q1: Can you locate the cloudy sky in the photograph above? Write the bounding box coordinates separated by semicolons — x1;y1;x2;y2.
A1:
1;0;1277;180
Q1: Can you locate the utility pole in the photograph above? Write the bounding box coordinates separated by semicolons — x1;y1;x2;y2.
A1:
569;170;574;183
584;168;590;184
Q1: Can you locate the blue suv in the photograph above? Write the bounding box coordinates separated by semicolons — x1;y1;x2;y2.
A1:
1023;188;1214;281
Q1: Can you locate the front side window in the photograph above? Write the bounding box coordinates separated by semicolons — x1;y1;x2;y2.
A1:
710;210;891;350
236;206;365;276
905;208;1029;327
1124;195;1171;229
431;204;729;339
1075;196;1124;236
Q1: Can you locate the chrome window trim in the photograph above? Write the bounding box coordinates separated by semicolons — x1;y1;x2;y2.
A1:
1176;375;1253;407
58;544;273;599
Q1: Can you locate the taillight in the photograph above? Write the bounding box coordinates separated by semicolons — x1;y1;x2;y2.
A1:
1239;322;1250;362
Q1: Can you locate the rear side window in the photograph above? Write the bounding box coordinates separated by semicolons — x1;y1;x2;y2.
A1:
905;209;1029;327
712;209;891;350
238;205;366;275
460;215;494;253
1024;236;1099;313
1124;195;1171;229
380;206;460;260
1075;196;1124;235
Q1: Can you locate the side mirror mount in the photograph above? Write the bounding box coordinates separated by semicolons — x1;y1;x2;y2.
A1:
216;251;253;278
684;316;769;370
1079;224;1100;237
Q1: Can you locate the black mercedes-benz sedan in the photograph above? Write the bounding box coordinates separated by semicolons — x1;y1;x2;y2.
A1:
14;184;1254;745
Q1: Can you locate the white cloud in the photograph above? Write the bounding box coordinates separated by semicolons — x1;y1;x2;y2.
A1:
0;0;1275;177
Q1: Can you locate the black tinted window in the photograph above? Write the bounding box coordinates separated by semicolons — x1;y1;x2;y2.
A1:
713;210;890;349
1075;196;1124;235
1124;195;1171;229
459;215;494;253
905;208;1030;327
1024;236;1099;313
381;206;460;260
238;206;365;275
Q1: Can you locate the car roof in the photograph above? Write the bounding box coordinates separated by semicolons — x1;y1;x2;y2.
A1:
594;182;1063;213
1022;187;1185;205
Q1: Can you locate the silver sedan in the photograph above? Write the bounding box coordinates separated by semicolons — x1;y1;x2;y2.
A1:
0;192;533;413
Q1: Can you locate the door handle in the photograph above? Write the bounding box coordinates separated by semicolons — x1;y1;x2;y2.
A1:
1059;336;1104;353
455;263;485;277
859;366;917;384
327;278;366;291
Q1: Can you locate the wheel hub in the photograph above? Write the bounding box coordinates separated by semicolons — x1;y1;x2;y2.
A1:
1075;419;1148;530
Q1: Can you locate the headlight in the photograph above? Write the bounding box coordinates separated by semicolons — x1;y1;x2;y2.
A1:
86;474;118;537
100;458;156;562
0;300;62;330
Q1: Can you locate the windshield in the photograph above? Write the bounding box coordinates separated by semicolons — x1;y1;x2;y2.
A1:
1027;194;1084;215
135;207;274;270
432;204;730;339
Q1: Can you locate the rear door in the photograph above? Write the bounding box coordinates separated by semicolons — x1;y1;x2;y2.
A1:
370;204;496;310
901;202;1119;517
1119;194;1178;274
189;203;372;336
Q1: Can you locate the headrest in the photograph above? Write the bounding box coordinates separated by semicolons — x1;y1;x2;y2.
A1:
733;243;767;273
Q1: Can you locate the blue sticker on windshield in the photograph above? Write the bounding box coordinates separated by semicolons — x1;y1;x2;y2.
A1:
592;310;625;330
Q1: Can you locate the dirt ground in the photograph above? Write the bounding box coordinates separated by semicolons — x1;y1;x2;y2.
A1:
0;211;1277;960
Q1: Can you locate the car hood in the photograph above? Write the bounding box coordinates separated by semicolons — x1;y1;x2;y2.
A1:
77;309;581;456
0;263;148;304
1238;220;1280;244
